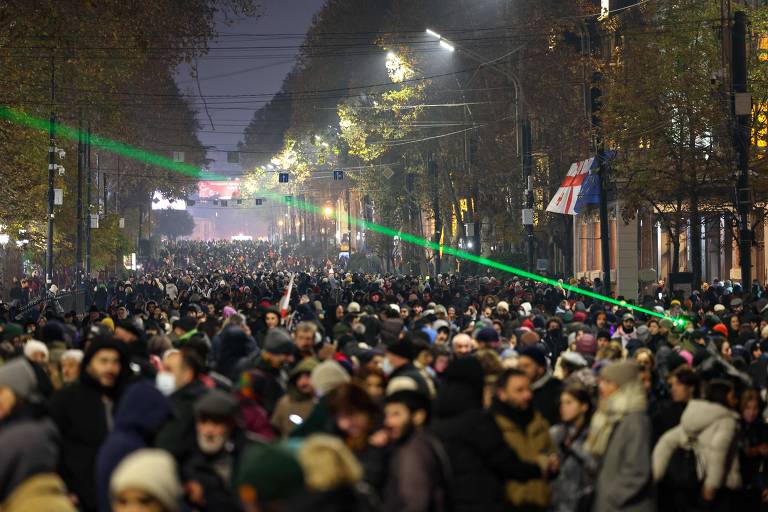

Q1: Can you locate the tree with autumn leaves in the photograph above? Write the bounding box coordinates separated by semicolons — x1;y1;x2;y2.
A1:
0;0;258;274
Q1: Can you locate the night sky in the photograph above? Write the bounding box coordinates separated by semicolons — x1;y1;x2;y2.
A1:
176;0;326;175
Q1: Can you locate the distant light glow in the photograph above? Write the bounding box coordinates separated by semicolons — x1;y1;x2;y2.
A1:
151;191;186;211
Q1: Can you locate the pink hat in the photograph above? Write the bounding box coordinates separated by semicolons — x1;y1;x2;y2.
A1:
223;306;237;319
679;350;693;367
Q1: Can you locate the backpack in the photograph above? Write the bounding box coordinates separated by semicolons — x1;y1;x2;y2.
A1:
662;437;701;490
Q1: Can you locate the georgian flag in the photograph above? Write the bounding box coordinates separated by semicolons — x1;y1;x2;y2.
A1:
279;273;295;319
546;157;595;215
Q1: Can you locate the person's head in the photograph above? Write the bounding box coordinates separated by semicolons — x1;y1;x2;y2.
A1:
327;382;378;445
194;390;239;455
117;306;129;321
263;328;295;369
598;361;640;400
517;346;547;382
86;345;123;389
495;368;532;411
596;330;611;350
384;338;417;372
668;366;698;403
621;313;635;332
704;378;737;409
355;363;386;402
114;321;142;344
111;449;181;512
0;357;37;420
264;309;280;329
452;333;473;356
164;348;204;390
23;339;49;364
730;315;740;331
384;390;431;441
336;304;345;320
634;348;655;370
559;385;593;426
293;322;317;357
60;349;84;384
647;319;659;335
714;337;732;361
298;434;362;492
741;388;762;423
236;443;304;512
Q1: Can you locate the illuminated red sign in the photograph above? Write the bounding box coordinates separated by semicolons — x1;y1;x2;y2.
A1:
197;179;241;198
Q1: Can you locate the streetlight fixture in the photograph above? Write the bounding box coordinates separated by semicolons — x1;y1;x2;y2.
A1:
426;28;440;39
439;40;455;52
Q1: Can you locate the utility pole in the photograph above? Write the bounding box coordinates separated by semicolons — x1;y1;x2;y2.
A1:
521;119;534;272
732;11;752;287
75;115;84;283
45;55;56;286
430;157;442;274
591;71;612;296
85;126;92;276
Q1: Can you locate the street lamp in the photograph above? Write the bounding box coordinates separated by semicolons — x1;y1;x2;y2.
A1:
428;26;534;272
324;206;334;218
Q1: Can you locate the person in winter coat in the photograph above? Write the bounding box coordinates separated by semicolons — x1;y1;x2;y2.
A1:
96;380;172;512
738;388;768;510
492;368;558;511
0;357;75;512
383;390;450;512
155;348;208;462
653;379;742;510
213;325;258;382
586;361;654;512
182;390;244;512
271;357;318;437
550;385;596;512
49;339;132;512
432;357;546;512
517;345;563;425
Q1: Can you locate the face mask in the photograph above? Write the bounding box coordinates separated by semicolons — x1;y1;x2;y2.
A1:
382;357;394;376
155;372;176;396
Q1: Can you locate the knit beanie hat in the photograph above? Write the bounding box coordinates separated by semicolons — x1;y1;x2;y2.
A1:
599;361;640;387
264;328;294;355
385;338;418;360
310;360;350;396
0;357;37;400
236;443;304;504
110;449;181;512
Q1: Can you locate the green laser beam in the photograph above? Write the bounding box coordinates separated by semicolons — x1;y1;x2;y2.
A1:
0;105;682;325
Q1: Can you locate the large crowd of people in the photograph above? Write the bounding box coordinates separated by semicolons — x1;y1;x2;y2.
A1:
1;240;767;512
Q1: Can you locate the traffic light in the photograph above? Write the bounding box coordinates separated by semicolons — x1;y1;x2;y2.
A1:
333;170;344;181
279;172;289;183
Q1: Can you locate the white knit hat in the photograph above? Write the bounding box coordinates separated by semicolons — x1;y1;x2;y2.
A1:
110;449;181;512
23;340;49;362
310;361;350;397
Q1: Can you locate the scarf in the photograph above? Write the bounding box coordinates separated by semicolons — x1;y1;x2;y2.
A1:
585;381;647;457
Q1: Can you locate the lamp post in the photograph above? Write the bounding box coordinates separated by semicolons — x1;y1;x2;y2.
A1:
426;28;534;271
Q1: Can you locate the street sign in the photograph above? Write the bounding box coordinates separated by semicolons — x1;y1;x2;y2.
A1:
536;259;548;271
54;188;63;205
90;213;99;229
279;172;289;183
333;170;344;181
119;217;125;228
172;151;185;162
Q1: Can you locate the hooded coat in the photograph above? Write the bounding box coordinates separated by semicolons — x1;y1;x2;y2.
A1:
653;399;742;492
0;415;60;503
48;340;132;512
96;380;172;512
